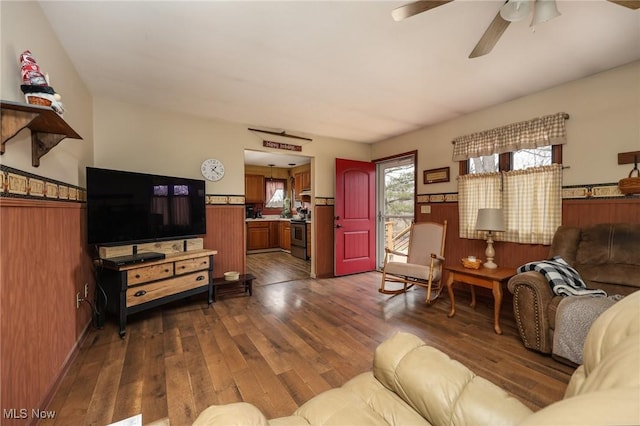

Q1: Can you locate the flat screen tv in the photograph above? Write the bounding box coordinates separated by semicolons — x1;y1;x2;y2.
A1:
86;167;206;246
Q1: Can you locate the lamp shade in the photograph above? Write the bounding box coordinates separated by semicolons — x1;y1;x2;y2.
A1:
476;208;505;232
500;0;532;22
530;0;561;27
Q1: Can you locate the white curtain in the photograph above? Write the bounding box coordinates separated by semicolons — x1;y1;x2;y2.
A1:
458;165;562;244
458;172;503;239
502;164;562;245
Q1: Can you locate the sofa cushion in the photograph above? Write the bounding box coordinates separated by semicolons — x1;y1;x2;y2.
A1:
574;223;640;289
292;372;429;425
576;223;640;265
373;332;531;425
194;402;269;426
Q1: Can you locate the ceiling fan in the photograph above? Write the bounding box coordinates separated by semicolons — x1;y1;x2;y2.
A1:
392;0;640;59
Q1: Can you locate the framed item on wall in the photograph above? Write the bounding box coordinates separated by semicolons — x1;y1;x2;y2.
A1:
423;167;450;184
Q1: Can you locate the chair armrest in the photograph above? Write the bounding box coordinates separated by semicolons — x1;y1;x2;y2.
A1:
193;402;269;426
385;248;407;257
507;271;555;353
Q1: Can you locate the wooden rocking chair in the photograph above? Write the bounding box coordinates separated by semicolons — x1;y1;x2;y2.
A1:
379;220;447;304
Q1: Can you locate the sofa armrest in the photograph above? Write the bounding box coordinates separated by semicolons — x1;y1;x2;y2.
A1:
193;402;269;426
507;271;555;353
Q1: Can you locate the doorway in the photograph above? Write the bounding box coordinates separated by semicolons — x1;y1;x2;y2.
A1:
375;154;416;269
244;149;312;284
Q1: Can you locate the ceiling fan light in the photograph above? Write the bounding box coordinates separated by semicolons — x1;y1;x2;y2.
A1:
530;0;561;26
500;0;531;22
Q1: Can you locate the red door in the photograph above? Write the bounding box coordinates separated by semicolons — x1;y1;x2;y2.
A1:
335;158;376;276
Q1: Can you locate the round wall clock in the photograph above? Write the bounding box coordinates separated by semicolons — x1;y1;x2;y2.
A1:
200;158;225;181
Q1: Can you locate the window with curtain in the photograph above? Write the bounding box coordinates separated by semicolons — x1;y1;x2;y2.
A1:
453;112;567;245
265;179;286;208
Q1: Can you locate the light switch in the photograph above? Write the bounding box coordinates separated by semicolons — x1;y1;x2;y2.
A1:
421;205;431;214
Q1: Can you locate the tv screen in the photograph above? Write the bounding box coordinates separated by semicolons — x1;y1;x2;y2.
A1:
86;167;206;246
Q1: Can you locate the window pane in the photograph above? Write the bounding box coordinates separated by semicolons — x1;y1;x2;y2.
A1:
469;154;498;174
513;146;551;170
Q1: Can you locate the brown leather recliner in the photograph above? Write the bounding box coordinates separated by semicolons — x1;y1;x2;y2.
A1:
507;223;640;354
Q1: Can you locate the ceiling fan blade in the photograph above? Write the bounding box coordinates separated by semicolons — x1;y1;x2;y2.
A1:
607;0;640;9
391;0;453;22
468;11;510;59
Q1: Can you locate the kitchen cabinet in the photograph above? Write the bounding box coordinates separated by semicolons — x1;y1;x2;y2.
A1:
247;220;283;251
269;221;280;248
247;221;270;250
293;170;310;201
245;174;265;203
301;170;311;191
280;221;291;250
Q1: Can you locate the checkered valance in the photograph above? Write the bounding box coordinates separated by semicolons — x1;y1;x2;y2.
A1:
452;112;568;161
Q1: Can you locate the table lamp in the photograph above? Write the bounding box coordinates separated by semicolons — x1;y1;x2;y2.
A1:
476;208;505;269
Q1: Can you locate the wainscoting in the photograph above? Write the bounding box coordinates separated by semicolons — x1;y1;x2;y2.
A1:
419;197;640;270
203;205;246;278
0;198;94;426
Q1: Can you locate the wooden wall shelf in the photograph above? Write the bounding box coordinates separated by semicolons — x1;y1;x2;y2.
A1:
1;100;82;167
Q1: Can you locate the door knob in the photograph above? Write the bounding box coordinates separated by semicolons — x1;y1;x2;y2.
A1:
336;224;342;228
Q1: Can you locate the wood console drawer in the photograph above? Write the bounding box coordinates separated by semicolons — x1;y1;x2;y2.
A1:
174;256;210;275
127;263;173;286
126;270;210;307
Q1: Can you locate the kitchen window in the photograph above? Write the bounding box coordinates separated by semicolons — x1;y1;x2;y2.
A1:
265;179;286;209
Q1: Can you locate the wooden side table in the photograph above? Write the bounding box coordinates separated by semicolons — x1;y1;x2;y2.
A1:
445;265;516;334
211;273;255;300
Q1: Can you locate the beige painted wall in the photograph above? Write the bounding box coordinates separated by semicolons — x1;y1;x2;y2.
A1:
372;60;640;193
0;1;93;185
93;97;371;197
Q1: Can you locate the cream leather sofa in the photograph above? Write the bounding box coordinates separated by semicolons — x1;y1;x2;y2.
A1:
194;291;640;426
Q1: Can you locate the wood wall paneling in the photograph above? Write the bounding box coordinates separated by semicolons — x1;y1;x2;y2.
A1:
417;198;640;272
314;205;335;278
562;198;640;226
203;205;246;278
0;199;94;426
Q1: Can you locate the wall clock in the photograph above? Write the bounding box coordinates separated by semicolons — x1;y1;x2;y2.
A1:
201;158;225;181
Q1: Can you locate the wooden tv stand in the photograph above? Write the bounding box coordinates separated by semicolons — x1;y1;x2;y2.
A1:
97;245;217;338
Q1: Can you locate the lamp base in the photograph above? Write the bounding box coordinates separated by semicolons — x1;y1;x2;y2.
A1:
484;232;498;269
483;260;498;269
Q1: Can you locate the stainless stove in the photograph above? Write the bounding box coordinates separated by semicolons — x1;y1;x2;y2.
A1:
290;219;308;259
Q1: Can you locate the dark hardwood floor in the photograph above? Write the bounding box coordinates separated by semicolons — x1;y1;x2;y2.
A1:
246;251;310;286
42;261;574;426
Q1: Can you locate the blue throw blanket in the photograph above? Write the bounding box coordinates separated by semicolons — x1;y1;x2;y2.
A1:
517;256;607;297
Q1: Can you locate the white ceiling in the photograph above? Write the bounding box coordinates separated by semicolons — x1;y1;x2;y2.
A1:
40;0;640;145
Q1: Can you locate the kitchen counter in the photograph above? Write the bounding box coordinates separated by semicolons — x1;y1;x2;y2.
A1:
245;217;311;223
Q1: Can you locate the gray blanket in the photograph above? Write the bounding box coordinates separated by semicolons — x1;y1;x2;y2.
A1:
553;295;624;365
